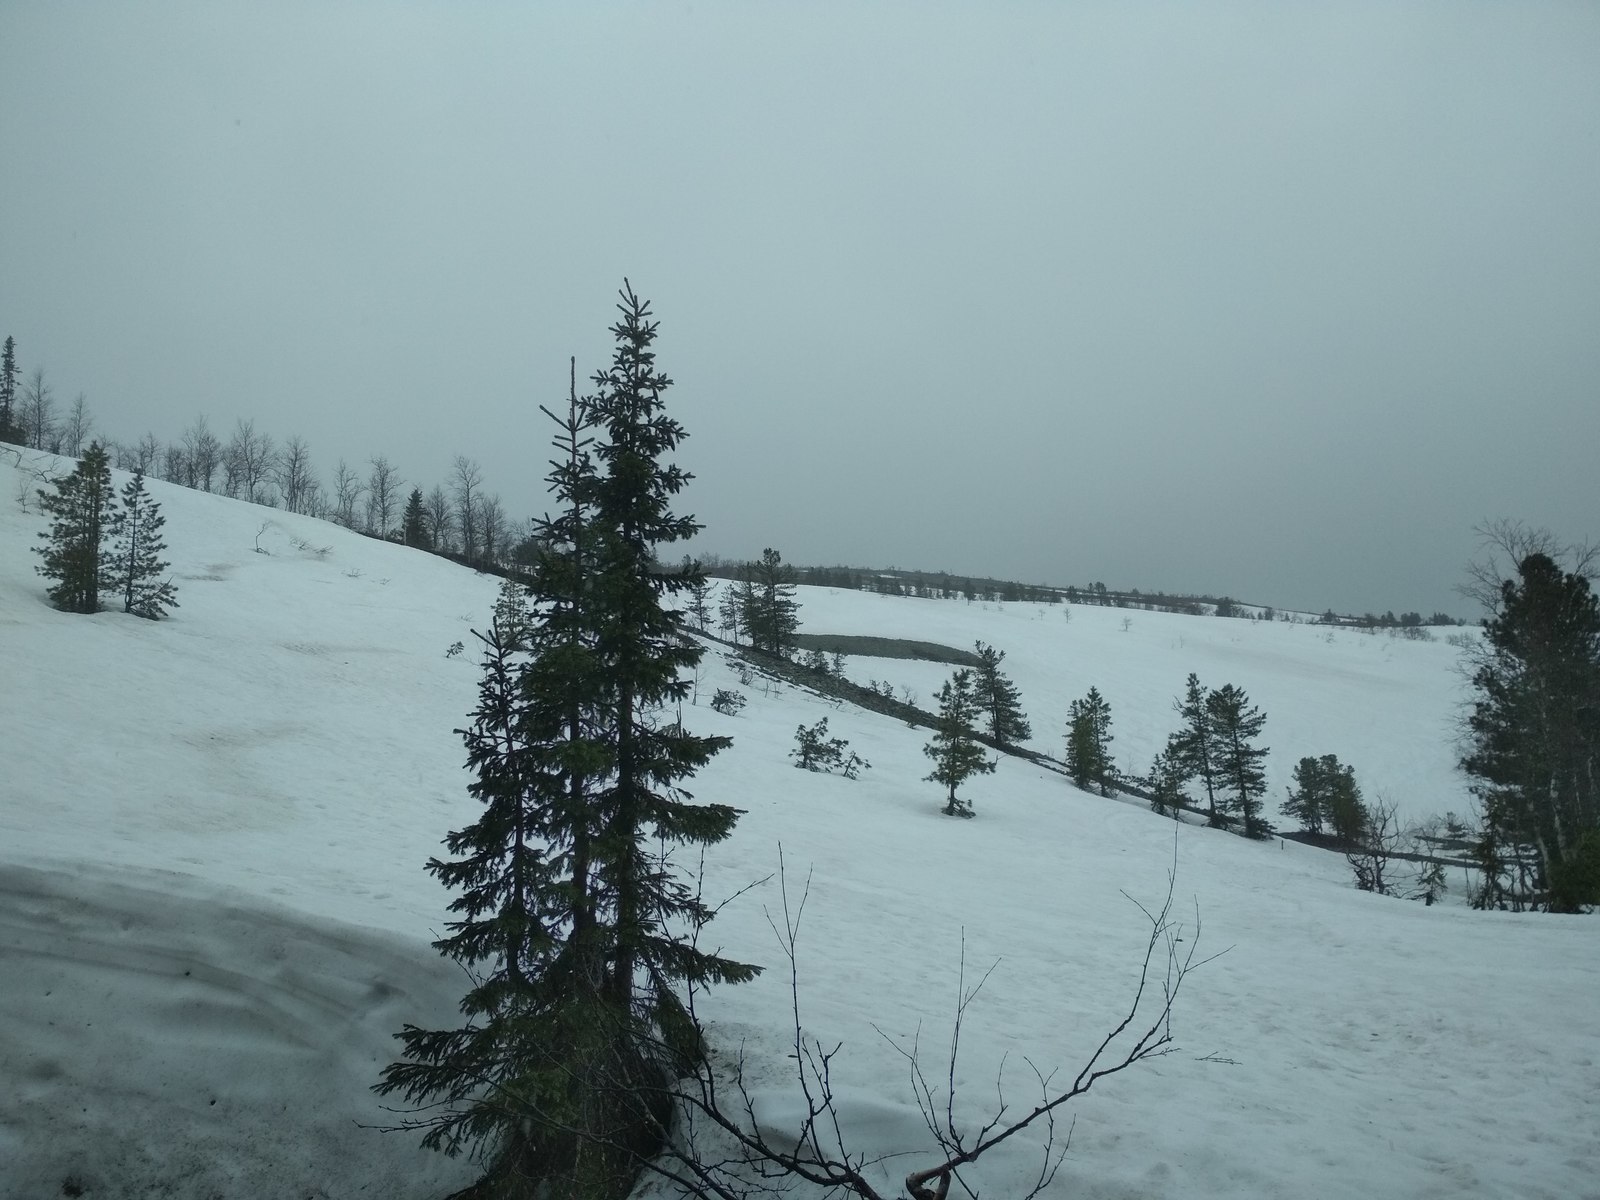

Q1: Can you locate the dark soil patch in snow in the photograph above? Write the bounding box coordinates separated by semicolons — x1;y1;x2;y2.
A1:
792;633;981;665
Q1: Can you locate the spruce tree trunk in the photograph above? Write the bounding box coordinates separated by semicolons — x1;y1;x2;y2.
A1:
122;511;136;614
610;679;637;1008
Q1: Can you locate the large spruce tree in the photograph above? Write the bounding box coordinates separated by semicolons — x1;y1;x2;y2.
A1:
586;282;754;1007
378;626;583;1182
1463;551;1600;911
379;291;757;1200
971;640;1031;746
34;442;116;613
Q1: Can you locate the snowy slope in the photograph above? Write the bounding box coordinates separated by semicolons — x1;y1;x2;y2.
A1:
786;585;1472;832
2;449;1596;1200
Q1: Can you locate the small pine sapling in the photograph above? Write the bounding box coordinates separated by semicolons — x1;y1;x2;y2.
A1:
490;574;532;650
717;586;742;643
108;469;179;619
686;574;713;632
1148;750;1185;817
924;669;995;817
791;718;844;771
790;717;870;777
1409;861;1448;906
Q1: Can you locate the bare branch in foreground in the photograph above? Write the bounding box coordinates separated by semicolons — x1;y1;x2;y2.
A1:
648;837;1220;1200
380;839;1220;1200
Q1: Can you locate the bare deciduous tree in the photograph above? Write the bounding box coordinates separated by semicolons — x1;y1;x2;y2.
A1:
366;454;403;538
331;458;365;529
1346;797;1401;897
162;443;187;484
224;418;277;504
21;367;55;452
182;416;221;491
1460;518;1598;611
134;433;161;477
301;478;326;519
451;455;483;563
1345;797;1450;905
62;393;93;458
425;483;453;553
475;492;506;566
275;435;320;515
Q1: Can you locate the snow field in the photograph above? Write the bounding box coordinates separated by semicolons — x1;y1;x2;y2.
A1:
2;451;1596;1200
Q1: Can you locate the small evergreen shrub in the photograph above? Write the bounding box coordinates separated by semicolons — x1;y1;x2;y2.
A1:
790;717;869;777
711;688;746;715
1409;861;1448;906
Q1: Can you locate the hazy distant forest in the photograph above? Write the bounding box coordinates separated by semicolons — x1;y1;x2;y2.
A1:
0;333;1465;631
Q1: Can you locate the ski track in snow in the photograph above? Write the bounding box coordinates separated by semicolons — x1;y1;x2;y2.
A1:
2;450;1597;1200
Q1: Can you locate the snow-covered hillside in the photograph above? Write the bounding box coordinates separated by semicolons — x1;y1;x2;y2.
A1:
791;586;1472;832
2;450;1596;1200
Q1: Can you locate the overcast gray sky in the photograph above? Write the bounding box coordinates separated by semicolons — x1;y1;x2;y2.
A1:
3;2;1596;618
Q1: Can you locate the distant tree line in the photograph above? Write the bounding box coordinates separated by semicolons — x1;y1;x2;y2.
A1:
0;333;529;571
701;561;1065;605
691;547;1464;626
1314;608;1460;634
5;330;1462;622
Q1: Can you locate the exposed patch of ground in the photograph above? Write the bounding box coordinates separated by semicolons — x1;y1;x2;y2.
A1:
791;633;981;665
